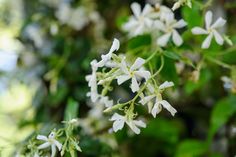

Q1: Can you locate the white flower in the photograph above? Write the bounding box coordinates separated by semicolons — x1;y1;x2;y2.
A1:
68;6;90;30
155;14;187;47
191;11;226;49
37;132;62;157
86;60;99;102
56;2;72;24
116;57;151;92
150;3;173;21
139;81;177;117
100;96;113;108
96;38;120;67
110;113;146;134
123;2;154;36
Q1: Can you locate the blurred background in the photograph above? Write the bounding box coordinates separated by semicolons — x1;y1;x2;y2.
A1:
0;0;236;156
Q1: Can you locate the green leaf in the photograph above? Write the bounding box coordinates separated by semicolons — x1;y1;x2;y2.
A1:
175;140;207;157
64;98;79;121
127;34;151;50
142;118;181;144
163;51;181;60
181;5;202;28
161;57;179;84
208;96;236;141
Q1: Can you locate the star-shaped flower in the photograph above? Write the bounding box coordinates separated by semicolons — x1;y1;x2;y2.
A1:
123;2;154;36
139;81;177;117
155;14;187;47
191;11;226;49
116;57;151;93
110;113;146;134
37;132;62;157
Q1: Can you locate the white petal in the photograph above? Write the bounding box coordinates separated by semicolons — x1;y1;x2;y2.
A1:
147;83;155;93
142;4;153;16
126;121;141;134
117;74;130;85
211;17;226;29
139;95;155;105
38;142;50;149
113;119;125;132
159;100;177;116
144;18;153;27
172;30;183;46
133;120;146;128
157;33;171;47
173;19;187;28
205;11;213;29
109;38;120;53
131;2;141;18
131;77;140;92
134;24;144;36
213;30;224;45
51;145;56;157
154;20;166;32
172;2;180;11
130;57;145;71
110;113;124;121
201;33;213;49
123;18;138;31
159;81;174;90
54;140;62;151
134;70;151;80
191;27;208;35
36;135;48;141
120;58;129;74
151;103;162;118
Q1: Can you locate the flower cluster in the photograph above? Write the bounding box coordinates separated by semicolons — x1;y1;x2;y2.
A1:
86;38;177;134
123;2;187;47
55;1;104;31
123;2;229;49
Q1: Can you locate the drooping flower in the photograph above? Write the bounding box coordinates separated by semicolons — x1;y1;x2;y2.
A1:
86;60;99;102
96;38;120;67
155;14;187;47
123;2;154;36
110;113;146;134
116;57;151;92
191;11;226;49
37;132;62;157
139;81;177;117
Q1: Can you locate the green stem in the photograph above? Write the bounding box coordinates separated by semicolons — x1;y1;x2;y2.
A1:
206;56;232;69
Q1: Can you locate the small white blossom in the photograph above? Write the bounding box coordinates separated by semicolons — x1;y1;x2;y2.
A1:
191;11;226;49
155;14;187;47
96;38;120;67
123;2;154;36
86;60;99;102
116;57;151;92
139;81;177;117
110;113;146;134
37;132;62;157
